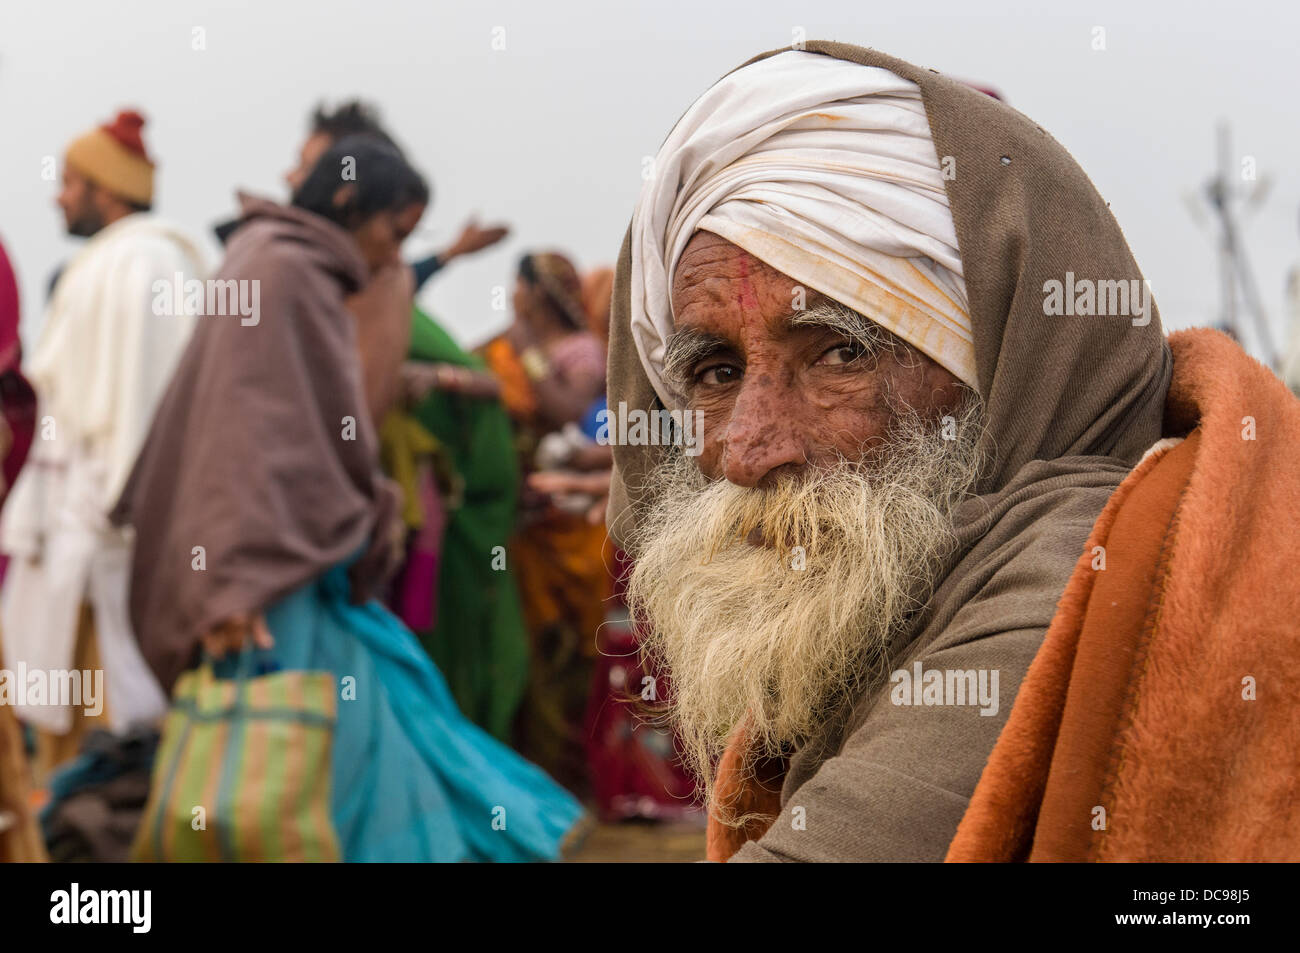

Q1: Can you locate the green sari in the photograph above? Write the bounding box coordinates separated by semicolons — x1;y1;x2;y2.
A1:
399;307;529;743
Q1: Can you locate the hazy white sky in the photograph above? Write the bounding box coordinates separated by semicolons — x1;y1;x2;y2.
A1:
2;0;1297;363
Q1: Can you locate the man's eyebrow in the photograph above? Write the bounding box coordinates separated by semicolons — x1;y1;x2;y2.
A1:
788;300;896;355
788;300;870;338
663;327;730;385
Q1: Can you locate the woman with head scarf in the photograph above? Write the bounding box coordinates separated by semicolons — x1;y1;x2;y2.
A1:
113;137;585;861
484;251;607;432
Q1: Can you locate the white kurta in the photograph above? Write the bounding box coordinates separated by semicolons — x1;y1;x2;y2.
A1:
1;213;204;734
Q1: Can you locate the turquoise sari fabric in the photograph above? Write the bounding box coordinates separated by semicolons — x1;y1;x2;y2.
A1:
219;562;585;862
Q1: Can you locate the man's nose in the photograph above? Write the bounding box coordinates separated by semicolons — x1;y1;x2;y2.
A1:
720;374;808;487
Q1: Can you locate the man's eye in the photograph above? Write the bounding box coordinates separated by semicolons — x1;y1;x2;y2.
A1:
817;342;865;366
695;364;740;386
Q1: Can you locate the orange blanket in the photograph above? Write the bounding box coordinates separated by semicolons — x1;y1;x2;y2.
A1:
948;329;1300;861
708;329;1300;861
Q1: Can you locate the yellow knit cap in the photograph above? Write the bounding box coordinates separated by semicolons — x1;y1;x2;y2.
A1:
64;111;155;206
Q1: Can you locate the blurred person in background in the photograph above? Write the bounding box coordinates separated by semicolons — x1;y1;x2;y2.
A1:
112;137;586;861
0;235;36;556
480;251;610;795
0;110;203;786
226;102;534;746
222;99;510;298
383;307;532;745
0;232;43;862
530;264;701;823
293;102;535;745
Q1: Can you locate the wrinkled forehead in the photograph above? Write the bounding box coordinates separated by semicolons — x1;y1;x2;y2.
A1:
670;230;835;322
674;232;786;303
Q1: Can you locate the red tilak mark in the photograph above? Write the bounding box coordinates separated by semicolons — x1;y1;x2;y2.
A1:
735;253;759;312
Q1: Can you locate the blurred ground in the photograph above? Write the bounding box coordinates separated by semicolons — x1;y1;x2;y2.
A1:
566;816;708;863
21;721;711;862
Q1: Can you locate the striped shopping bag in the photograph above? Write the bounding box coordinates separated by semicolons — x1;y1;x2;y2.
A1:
131;651;340;862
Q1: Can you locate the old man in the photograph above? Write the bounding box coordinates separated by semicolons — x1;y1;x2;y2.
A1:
607;43;1300;862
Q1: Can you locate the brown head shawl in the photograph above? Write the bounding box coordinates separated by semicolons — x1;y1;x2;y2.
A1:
607;42;1173;860
112;196;394;693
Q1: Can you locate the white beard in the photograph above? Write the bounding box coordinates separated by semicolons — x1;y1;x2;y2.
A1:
625;397;987;814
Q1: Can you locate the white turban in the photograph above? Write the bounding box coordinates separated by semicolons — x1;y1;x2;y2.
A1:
629;50;975;408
